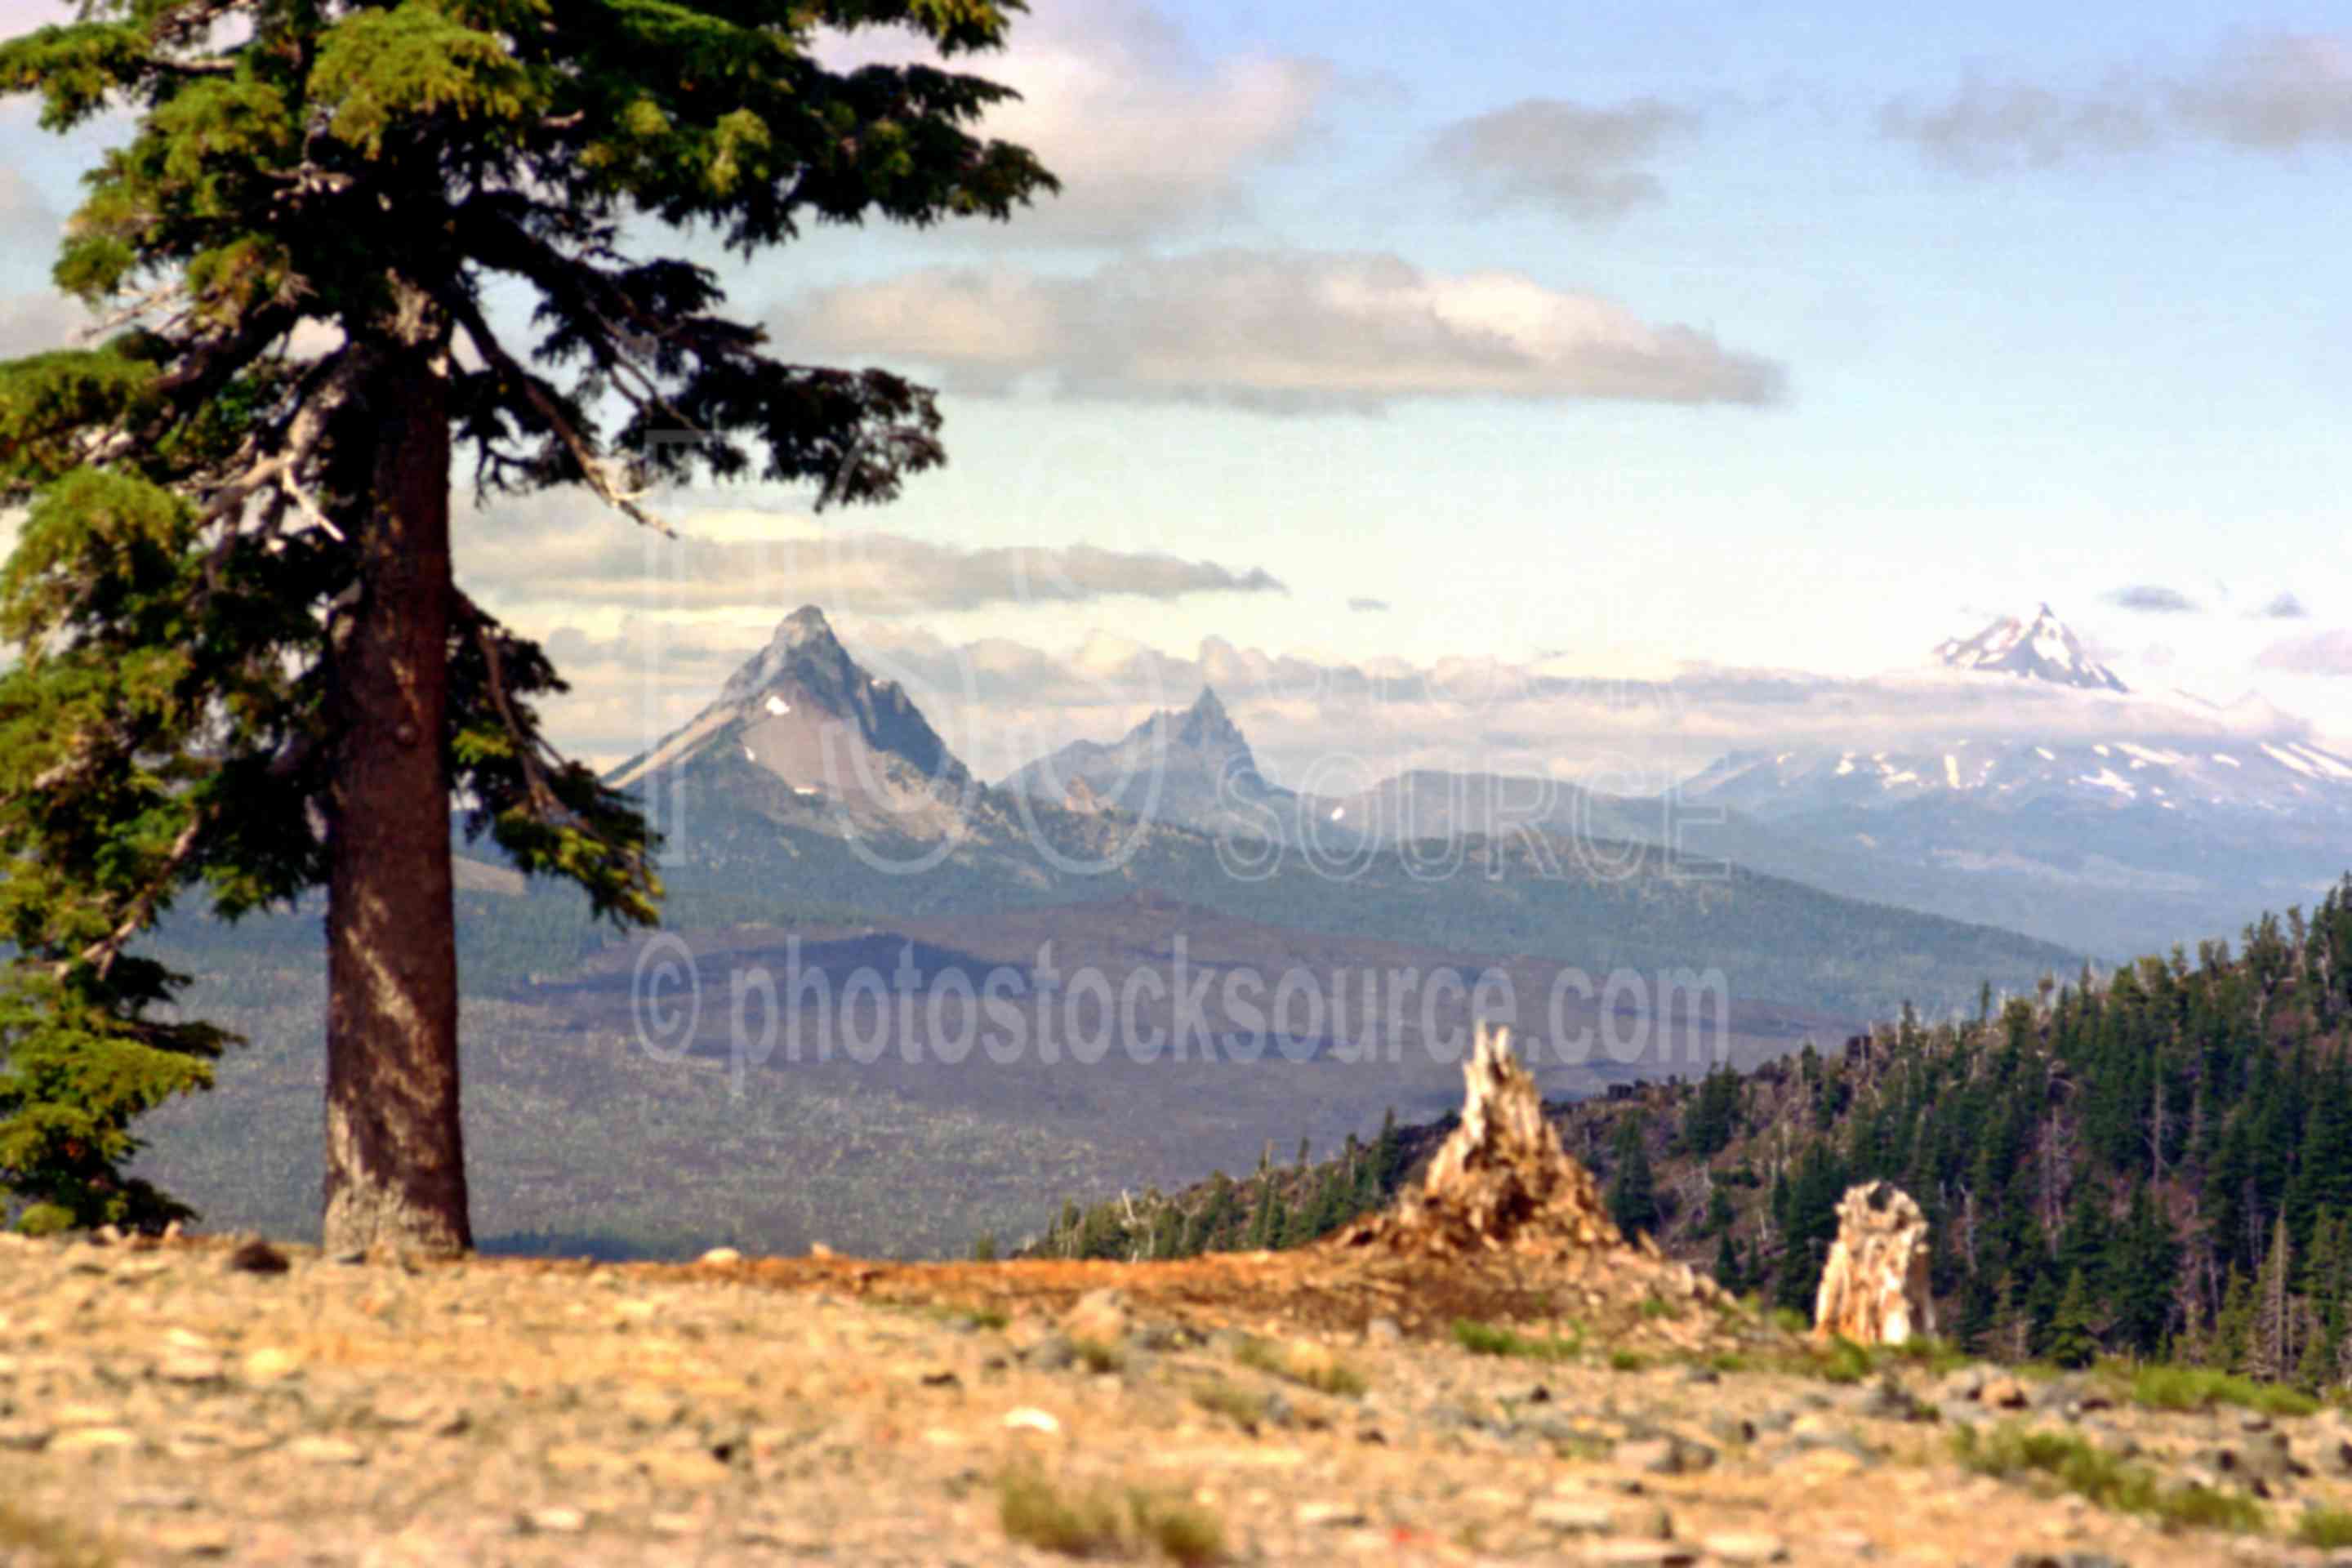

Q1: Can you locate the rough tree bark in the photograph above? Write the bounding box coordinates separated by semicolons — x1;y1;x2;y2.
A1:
322;281;470;1257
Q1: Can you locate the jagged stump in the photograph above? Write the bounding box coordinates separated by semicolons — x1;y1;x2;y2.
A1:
1811;1180;1935;1345
1333;1022;1627;1259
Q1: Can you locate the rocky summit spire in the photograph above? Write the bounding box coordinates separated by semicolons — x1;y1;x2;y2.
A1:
777;604;837;648
719;604;853;707
1175;685;1245;751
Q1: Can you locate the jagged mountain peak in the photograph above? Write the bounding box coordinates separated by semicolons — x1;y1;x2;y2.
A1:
777;603;838;648
1934;604;2127;693
719;604;861;706
1000;683;1288;832
612;604;965;802
1174;685;1246;751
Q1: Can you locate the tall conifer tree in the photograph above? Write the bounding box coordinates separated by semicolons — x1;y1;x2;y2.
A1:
0;0;1053;1249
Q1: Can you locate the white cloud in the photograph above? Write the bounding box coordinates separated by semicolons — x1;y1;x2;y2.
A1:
2259;629;2352;677
2176;33;2352;147
815;0;1330;245
774;250;1784;412
0;292;91;359
1882;33;2352;170
2109;584;2200;614
1430;97;1698;220
455;493;1285;621
0;164;51;228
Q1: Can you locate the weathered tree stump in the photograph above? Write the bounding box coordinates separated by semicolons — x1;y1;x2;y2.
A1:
1334;1022;1624;1258
1811;1181;1935;1345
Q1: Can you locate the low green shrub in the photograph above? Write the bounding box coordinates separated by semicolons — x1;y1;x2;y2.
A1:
2296;1507;2352;1550
1450;1318;1582;1362
997;1468;1226;1563
2128;1364;2320;1418
1951;1423;2264;1535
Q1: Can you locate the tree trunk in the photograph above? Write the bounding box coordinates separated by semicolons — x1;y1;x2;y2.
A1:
321;281;470;1257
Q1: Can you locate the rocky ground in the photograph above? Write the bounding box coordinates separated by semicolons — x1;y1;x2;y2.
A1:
7;1229;2352;1568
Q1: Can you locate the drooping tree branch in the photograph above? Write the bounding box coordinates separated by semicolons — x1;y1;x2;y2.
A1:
443;289;676;537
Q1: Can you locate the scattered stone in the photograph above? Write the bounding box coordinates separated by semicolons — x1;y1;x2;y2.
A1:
1708;1414;1757;1446
1061;1287;1129;1345
1614;1435;1714;1475
369;1391;469;1434
1296;1501;1367;1528
1027;1333;1078;1371
148;1518;234;1557
49;1425;141;1456
1365;1316;1404;1346
225;1238;289;1275
1976;1376;2031;1410
520;1507;588;1535
0;1419;54;1452
1811;1182;1933;1345
637;1447;730;1488
1531;1498;1619;1534
1573;1544;1698;1566
155;1351;226;1385
697;1246;743;1266
1935;1364;1990;1401
2203;1432;2303;1492
1002;1406;1061;1435
241;1347;304;1384
1852;1375;1936;1423
1700;1533;1788;1564
617;1388;687;1429
544;1442;634;1479
287;1435;368;1466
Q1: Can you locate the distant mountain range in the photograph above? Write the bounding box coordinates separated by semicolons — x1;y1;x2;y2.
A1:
977;603;2352;962
599;604;2078;1022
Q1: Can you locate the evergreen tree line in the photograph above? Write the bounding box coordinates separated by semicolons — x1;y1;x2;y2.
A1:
1013;1111;1415;1263
1664;876;2352;1384
1037;875;2352;1388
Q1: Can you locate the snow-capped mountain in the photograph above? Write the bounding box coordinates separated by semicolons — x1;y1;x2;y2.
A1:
1675;733;2352;960
1683;737;2352;822
1934;604;2127;693
1000;687;1299;840
609;604;975;834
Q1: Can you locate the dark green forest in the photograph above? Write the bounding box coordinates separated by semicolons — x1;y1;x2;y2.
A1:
1052;874;2352;1387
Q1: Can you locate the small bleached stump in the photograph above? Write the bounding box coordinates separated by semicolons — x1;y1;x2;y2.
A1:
1812;1181;1935;1345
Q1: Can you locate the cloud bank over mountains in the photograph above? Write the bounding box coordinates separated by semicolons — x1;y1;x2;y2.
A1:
526;605;2330;790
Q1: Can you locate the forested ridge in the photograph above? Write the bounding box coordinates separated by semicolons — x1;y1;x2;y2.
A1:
1042;873;2352;1383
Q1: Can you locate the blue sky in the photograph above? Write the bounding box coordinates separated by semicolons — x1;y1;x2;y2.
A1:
2;1;2349;773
